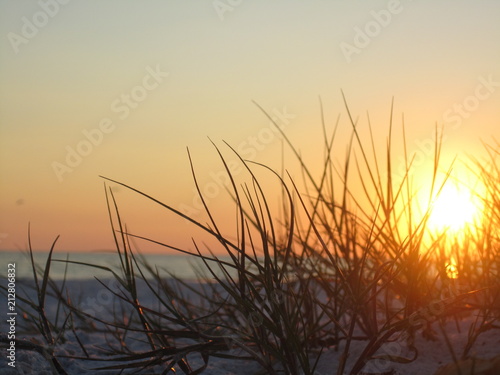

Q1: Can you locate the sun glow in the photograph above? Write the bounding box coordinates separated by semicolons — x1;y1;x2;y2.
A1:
428;183;479;233
445;258;459;279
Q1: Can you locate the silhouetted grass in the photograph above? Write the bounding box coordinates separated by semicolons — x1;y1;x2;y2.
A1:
1;100;499;374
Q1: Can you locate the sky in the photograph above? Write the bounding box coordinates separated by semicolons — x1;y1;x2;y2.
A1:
0;0;499;253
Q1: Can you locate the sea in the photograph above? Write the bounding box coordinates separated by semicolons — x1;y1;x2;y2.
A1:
0;250;230;281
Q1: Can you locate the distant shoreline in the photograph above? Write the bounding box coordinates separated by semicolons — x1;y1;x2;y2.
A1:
0;250;229;281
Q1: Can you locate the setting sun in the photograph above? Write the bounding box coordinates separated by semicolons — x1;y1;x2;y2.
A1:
428;183;480;232
0;1;499;373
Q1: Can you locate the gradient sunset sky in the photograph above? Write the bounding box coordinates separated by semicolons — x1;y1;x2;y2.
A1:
0;0;499;253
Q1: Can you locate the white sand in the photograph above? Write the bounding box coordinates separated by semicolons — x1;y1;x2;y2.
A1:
1;278;499;374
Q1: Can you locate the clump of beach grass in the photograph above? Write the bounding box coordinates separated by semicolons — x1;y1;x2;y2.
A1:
2;98;499;374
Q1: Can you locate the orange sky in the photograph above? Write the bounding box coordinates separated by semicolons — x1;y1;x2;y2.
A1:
0;1;499;253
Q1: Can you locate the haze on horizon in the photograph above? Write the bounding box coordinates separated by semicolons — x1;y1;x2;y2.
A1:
0;0;499;253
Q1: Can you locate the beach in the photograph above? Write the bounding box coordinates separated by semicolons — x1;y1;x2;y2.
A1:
1;273;500;374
